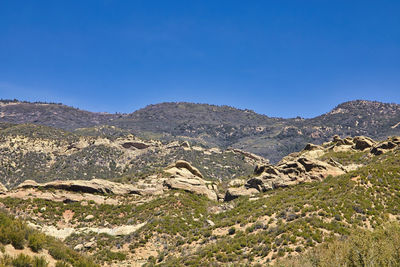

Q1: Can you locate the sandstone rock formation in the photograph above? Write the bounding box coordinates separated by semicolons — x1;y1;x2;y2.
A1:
246;156;345;193
17;179;146;195
370;136;400;155
224;187;259;201
0;182;8;194
163;160;218;201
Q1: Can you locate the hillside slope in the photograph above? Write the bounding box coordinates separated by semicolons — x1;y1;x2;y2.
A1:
1;135;400;266
1;100;400;162
0;123;263;188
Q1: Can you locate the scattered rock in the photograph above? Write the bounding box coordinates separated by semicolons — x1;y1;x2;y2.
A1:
84;215;95;221
84;241;96;249
206;219;215;227
224;187;259;201
74;244;84;251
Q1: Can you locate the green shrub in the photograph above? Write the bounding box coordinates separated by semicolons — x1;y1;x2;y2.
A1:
55;261;71;267
12;253;33;267
32;256;48;267
28;233;46;252
9;229;25;249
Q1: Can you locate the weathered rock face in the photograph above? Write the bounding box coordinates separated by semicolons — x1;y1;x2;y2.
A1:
370;136;400;155
353;136;376;150
230;149;270;164
0;182;8;194
246;157;345;193
163;160;218;201
224;135;400;201
224;187;259;201
17;179;150;195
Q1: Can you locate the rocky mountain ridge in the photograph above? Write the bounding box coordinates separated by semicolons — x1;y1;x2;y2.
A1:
2;99;400;163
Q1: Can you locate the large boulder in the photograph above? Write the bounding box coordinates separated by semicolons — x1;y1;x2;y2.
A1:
165;160;204;178
163;160;218;201
164;177;218;201
353;136;375;150
224;187;259;201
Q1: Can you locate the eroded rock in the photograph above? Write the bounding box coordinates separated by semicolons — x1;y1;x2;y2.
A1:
163;160;218;201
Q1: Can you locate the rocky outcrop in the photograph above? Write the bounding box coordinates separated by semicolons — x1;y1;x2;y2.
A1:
246;156;345;193
17;179;149;195
353;136;376;150
28;222;147;241
370;136;400;155
224;187;259;201
121;141;150;149
163;160;218;201
0;182;8;194
165;160;204;179
231;149;270;164
224;135;400;201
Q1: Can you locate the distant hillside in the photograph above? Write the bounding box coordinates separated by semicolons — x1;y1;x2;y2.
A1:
0;99;121;130
0;123;260;187
1;99;400;163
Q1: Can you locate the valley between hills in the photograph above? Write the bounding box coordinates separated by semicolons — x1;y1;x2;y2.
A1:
0;100;399;266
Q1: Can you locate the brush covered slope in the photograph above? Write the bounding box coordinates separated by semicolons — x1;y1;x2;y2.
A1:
1;100;400;162
0;208;98;267
0;123;263;188
1;135;400;266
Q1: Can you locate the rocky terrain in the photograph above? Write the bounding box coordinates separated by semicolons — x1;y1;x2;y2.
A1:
0;123;262;188
2;99;400;266
1;100;400;163
1;133;400;266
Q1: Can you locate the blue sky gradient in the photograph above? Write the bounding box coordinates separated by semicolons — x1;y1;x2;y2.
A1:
0;0;399;118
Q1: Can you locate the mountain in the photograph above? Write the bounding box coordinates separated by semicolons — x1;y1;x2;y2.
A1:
1;99;400;163
0;99;120;130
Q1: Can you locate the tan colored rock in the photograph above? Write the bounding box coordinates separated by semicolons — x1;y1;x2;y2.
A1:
166;160;203;178
231;149;270;164
164;177;217;201
228;179;247;187
303;143;322;151
163;160;218;201
0;182;8;194
224;187;259;201
244;155;345;195
370;137;400;155
353;136;375;150
17;180;39;188
16;179;150;196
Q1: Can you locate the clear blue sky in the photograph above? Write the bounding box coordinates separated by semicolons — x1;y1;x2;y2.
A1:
0;1;399;118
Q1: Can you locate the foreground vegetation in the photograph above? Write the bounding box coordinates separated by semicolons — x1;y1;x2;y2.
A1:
276;222;400;266
0;209;98;267
2;148;400;266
